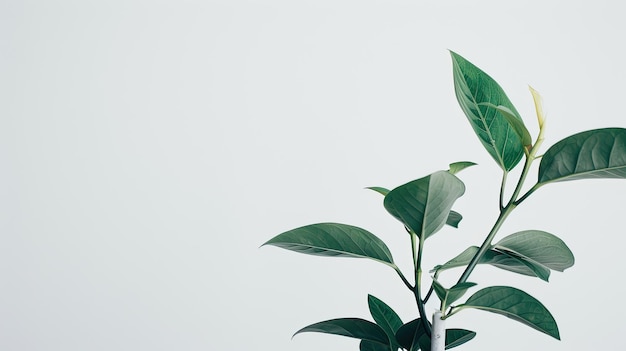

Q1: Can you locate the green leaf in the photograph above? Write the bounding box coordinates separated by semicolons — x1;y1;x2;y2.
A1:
368;295;403;350
384;171;465;239
494;230;575;272
444;329;476;349
538;128;626;184
262;223;394;266
457;286;560;340
446;211;462;228
480;103;532;147
433;246;551;281
359;340;391;351
395;319;429;351
451;51;525;171
366;186;390;196
294;318;389;345
448;161;477;175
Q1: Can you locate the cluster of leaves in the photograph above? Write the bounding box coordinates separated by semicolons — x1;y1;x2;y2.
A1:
263;52;626;350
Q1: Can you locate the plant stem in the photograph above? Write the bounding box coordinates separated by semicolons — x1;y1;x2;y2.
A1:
393;264;414;291
499;171;508;211
412;231;431;336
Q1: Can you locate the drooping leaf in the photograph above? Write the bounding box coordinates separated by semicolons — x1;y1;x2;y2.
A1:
294;318;389;345
456;286;560;340
366;186;390;196
451;51;525;171
368;295;402;350
360;340;391;351
479;102;532;147
538;128;626;184
448;161;477;175
262;223;394;266
433;246;551;281
384;171;465;239
494;230;575;272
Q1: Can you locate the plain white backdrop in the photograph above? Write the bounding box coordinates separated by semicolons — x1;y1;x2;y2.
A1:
2;1;625;350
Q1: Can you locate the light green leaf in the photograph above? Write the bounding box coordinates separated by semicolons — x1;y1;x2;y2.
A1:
366;186;390;196
384;171;465;239
368;295;402;350
294;318;389;345
451;51;525;171
538;128;626;184
433;280;476;310
448;161;477;175
457;286;560;339
262;223;394;266
480;102;532;147
494;230;575;272
359;340;391;351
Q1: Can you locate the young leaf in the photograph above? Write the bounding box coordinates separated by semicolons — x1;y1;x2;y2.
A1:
262;223;395;266
538;128;626;184
366;186;390;196
446;211;463;228
433;280;477;310
451;51;525;171
479;102;533;147
494;230;575;272
294;318;389;345
384;171;465;239
456;286;560;340
368;295;403;350
448;161;477;175
359;340;391;351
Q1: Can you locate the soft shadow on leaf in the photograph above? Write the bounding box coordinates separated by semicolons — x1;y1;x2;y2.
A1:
456;286;560;340
538;128;626;184
262;223;394;266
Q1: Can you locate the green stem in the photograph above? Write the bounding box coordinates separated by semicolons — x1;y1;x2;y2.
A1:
499;171;508;211
393;264;414;291
411;231;431;336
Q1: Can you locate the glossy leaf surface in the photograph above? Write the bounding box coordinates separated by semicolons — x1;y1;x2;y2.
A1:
263;223;394;266
539;128;626;184
368;295;402;350
384;171;465;239
494;230;575;272
458;286;560;339
294;318;389;345
451;51;524;171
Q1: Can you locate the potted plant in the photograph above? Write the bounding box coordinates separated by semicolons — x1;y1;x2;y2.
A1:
262;51;626;351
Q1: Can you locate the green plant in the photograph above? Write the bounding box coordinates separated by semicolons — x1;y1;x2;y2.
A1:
262;51;626;351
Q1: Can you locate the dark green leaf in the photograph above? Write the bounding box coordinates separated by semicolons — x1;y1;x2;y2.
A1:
433;280;476;309
368;295;403;350
367;187;390;196
384;171;465;239
262;223;394;266
444;329;476;349
360;340;391;351
538;128;626;184
294;318;389;345
457;286;560;339
448;161;477;175
395;319;429;351
494;230;575;272
446;211;463;228
451;51;524;171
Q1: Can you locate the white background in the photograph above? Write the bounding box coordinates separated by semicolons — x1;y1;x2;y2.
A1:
2;1;625;350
